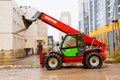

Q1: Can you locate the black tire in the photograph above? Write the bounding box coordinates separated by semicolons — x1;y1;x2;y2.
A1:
44;53;62;70
84;52;103;69
82;60;87;68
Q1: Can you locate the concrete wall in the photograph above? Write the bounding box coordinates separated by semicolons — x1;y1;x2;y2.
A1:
0;0;13;50
0;0;25;58
0;1;12;33
0;0;48;59
0;0;25;50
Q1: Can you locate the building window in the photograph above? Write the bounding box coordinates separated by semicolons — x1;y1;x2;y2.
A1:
108;13;110;17
13;8;15;14
118;0;120;5
17;12;19;17
13;36;17;50
62;35;76;48
108;0;110;5
108;7;110;11
13;20;17;31
118;13;120;17
118;7;120;12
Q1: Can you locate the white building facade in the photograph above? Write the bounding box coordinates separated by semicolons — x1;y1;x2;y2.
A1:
0;0;25;57
0;0;48;58
21;7;48;54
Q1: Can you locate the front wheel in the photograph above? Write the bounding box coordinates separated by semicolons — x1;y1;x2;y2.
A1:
84;52;103;69
44;53;62;70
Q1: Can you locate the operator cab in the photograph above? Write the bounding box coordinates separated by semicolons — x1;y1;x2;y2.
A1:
60;34;86;57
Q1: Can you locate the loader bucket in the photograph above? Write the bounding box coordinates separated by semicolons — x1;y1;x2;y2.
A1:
22;15;33;29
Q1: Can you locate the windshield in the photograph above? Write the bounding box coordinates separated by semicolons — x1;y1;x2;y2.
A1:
62;35;76;48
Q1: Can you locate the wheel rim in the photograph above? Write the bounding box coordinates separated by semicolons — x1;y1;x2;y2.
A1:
48;57;58;68
89;56;100;66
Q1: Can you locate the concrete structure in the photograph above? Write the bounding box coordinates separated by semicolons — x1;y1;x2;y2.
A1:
21;7;48;55
0;0;25;58
0;0;48;59
59;12;71;42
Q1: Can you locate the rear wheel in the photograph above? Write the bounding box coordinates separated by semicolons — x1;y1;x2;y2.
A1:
84;52;103;69
44;53;62;70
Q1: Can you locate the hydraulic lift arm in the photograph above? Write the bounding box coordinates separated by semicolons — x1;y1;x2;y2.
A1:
22;11;80;34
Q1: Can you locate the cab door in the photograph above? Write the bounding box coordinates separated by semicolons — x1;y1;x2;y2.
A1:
76;34;86;56
61;35;78;57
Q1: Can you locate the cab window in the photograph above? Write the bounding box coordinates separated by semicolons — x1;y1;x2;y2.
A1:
62;35;76;48
77;34;85;47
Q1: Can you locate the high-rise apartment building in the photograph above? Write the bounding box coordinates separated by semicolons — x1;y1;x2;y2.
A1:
79;0;120;55
79;0;89;34
79;0;107;33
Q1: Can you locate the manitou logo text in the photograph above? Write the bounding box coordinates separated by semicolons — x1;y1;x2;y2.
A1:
45;16;57;24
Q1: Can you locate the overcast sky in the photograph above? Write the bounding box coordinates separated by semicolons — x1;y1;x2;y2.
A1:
15;0;79;41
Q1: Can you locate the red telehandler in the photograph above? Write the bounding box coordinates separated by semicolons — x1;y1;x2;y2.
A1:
22;11;106;70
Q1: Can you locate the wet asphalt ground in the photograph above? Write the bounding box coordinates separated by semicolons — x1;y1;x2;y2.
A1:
0;55;120;80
